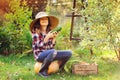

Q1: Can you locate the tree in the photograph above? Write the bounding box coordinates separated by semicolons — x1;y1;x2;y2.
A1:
21;0;48;19
78;0;120;60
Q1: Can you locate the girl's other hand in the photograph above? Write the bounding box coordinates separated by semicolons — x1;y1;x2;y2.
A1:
44;31;53;43
52;31;59;44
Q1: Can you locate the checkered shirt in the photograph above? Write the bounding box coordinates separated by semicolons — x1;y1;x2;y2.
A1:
32;32;55;60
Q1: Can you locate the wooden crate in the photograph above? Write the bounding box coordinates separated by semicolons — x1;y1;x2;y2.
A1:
72;63;98;75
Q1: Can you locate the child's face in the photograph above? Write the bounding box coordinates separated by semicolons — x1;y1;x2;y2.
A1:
40;17;48;26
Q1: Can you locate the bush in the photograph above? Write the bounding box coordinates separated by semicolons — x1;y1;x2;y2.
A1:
0;27;10;55
3;0;32;54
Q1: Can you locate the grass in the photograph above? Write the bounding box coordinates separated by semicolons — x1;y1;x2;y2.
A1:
0;53;120;80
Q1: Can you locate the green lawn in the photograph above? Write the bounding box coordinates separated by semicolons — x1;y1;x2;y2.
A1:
0;54;120;80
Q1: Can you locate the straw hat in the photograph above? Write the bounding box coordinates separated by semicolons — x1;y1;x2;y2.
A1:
30;12;59;33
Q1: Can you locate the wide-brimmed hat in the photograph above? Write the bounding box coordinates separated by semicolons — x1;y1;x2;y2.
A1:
30;12;59;33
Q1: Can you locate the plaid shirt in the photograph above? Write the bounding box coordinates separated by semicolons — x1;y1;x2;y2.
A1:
32;32;55;60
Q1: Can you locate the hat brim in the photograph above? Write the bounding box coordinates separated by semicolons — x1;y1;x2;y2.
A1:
30;16;59;33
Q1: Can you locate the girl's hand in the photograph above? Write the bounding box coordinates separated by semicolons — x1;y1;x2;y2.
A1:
47;31;59;39
46;31;54;38
52;31;59;44
44;31;54;43
52;31;59;38
44;31;59;43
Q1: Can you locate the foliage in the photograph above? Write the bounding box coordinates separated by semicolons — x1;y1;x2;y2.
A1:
3;0;32;54
72;0;120;59
55;21;72;50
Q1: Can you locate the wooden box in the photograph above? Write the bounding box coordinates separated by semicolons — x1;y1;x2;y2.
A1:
72;62;98;75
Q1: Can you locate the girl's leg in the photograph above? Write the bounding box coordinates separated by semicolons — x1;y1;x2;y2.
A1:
37;49;57;62
37;49;57;77
54;50;72;69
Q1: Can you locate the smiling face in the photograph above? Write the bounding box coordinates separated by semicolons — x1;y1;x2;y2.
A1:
39;17;49;27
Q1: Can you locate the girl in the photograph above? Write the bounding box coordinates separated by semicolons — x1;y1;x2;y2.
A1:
30;12;72;77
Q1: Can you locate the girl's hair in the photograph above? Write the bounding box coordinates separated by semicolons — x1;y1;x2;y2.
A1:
33;17;51;33
33;24;40;31
46;17;51;33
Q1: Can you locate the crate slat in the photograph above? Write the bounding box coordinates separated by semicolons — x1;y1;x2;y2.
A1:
72;63;98;75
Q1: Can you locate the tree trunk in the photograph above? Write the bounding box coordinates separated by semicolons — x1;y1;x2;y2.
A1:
23;0;48;19
90;48;94;56
118;49;120;60
115;49;120;61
